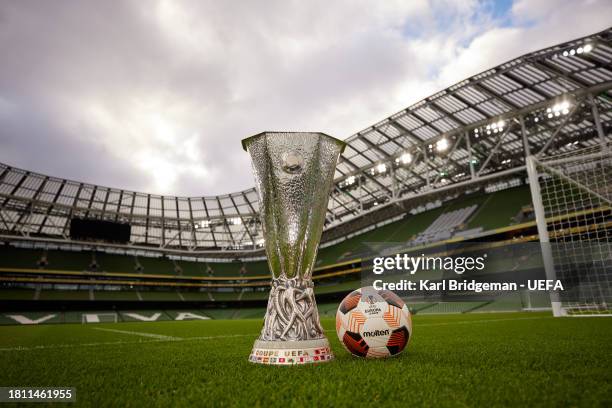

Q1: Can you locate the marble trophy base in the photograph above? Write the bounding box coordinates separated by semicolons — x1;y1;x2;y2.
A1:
249;338;334;365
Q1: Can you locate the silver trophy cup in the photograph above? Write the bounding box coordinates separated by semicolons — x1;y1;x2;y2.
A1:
242;131;345;365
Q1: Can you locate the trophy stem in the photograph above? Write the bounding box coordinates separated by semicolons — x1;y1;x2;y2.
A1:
261;277;324;341
249;277;334;365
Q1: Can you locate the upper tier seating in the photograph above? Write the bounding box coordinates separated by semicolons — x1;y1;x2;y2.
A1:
0;186;533;282
413;205;477;245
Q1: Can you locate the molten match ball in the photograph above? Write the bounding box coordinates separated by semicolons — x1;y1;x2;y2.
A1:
336;286;412;358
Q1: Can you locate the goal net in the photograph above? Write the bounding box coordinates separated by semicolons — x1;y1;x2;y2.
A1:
526;146;612;316
81;313;119;324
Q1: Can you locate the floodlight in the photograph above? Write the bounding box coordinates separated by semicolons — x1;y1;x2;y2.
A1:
400;152;412;165
584;44;593;53
376;163;387;173
435;138;449;152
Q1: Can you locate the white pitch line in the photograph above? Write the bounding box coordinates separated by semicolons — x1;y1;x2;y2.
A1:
0;339;154;352
93;327;181;340
0;333;257;352
0;316;557;353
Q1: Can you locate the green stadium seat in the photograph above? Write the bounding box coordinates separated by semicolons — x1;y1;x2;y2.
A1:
242;261;270;276
46;249;93;271
181;291;216;301
239;290;269;301
0;288;36;300
138;291;182;301
231;307;266;319
38;290;90;301
137;256;175;275
0;247;46;269
209;262;242;277
315;280;360;295
199;308;238;320
212;291;242;301
174;260;205;276
467;186;531;231
94;290;140;301
94;252;138;273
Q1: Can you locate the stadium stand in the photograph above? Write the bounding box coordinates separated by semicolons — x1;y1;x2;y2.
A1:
94;290;140;301
180;291;213;302
1;28;611;322
136;256;175;275
0;289;35;300
0;184;539;311
173;260;203;276
466;186;533;231
38;290;90;301
413;205;477;245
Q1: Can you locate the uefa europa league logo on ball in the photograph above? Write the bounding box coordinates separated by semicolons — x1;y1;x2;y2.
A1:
242;131;345;365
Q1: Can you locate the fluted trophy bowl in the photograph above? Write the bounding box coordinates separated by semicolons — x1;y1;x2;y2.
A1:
242;131;345;365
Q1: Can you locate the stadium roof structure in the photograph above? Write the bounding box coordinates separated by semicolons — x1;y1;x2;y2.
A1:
1;27;611;256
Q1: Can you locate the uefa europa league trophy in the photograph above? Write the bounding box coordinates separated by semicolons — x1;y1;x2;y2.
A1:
242;131;345;365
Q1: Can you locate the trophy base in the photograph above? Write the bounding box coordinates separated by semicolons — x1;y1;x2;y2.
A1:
249;338;334;365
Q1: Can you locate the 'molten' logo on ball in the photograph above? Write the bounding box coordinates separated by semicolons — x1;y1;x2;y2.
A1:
362;329;389;337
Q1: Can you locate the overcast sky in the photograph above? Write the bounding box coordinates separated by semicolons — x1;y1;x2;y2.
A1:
0;1;610;196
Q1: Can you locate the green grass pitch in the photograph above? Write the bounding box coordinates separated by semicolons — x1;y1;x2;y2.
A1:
1;312;611;407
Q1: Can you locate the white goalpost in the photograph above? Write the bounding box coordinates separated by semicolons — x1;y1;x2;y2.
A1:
526;145;612;316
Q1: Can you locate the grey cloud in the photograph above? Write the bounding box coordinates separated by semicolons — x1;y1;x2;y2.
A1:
1;1;610;197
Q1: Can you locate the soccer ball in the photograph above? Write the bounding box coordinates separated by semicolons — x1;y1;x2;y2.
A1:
336;286;412;358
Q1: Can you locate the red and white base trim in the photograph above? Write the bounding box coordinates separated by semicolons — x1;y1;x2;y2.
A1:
249;338;334;365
